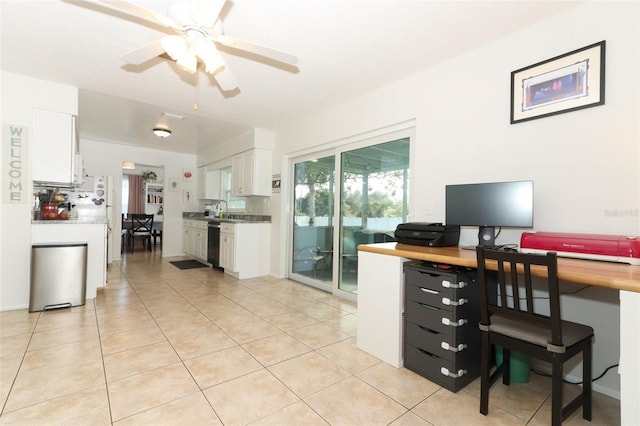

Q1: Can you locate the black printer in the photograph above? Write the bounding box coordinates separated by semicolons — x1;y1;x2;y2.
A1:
394;222;460;247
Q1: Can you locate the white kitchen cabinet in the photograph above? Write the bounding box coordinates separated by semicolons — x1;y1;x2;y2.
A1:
219;222;270;279
231;149;272;196
32;108;80;185
182;220;207;261
197;166;206;199
219;223;236;272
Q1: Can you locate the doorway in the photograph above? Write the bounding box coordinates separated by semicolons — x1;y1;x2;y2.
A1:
121;164;165;254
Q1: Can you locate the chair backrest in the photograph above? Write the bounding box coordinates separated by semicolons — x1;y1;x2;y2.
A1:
130;214;154;233
476;247;563;348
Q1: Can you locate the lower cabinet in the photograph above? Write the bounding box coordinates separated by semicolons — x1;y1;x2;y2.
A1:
182;220;207;262
403;261;481;392
219;222;270;279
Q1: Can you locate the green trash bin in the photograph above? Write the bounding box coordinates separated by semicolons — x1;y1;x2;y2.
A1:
495;346;530;383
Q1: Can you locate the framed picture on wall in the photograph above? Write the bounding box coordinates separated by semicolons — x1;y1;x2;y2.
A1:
167;178;180;191
183;168;194;182
510;40;605;124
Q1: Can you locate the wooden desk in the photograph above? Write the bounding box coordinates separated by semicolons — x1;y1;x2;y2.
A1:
359;243;640;292
357;243;640;424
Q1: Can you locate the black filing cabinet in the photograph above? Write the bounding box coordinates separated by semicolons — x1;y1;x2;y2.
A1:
403;261;481;392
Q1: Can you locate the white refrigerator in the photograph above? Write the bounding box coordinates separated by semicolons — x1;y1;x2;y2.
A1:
68;175;115;263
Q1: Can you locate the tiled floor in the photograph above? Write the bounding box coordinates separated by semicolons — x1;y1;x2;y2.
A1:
1;250;620;425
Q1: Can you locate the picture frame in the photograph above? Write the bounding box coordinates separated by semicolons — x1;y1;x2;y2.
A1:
510;41;605;124
167;177;180;191
182;168;194;182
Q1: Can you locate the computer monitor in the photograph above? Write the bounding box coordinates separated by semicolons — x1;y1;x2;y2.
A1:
445;180;533;247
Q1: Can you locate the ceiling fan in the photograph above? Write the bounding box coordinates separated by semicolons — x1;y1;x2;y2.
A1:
95;0;298;91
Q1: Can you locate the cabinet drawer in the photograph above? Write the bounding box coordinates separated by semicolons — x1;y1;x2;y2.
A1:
405;320;477;361
405;268;461;294
405;300;465;335
404;343;477;392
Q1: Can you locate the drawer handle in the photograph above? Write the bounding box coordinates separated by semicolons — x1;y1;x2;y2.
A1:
418;325;438;334
441;280;467;289
442;297;468;306
440;367;467;379
418;303;439;311
417;347;438;358
441;317;467;327
441;342;467;352
420;287;439;294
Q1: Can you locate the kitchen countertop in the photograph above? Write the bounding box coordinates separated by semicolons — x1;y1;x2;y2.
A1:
182;212;271;224
32;219;108;225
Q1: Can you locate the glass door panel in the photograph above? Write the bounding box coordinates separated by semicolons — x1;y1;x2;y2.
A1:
290;155;335;290
338;138;410;294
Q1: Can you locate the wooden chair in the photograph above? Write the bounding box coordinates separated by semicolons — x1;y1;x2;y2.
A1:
476;247;593;426
128;214;154;252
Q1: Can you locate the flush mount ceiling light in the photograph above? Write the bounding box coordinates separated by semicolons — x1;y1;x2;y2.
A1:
122;161;136;169
153;113;172;138
152;123;172;138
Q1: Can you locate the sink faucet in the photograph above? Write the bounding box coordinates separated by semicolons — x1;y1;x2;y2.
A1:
218;200;228;217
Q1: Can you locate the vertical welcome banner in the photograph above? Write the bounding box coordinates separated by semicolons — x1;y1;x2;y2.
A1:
3;124;29;204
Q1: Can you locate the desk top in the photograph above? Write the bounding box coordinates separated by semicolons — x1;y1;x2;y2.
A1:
358;243;640;293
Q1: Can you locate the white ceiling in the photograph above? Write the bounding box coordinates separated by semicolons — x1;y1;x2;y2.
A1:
1;0;580;155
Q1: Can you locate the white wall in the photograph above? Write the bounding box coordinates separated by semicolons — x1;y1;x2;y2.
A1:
1;72;78;310
271;1;639;274
269;1;639;398
80;139;197;259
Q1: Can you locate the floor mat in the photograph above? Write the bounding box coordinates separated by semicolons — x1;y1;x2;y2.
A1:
170;260;209;270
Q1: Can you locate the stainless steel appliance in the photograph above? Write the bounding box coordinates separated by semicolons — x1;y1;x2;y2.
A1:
207;221;221;269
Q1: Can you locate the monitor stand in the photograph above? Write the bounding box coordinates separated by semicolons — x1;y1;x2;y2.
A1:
478;226;496;247
459;227;497;251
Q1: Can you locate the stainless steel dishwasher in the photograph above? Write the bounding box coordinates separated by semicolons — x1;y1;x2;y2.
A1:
207;221;222;269
30;243;88;312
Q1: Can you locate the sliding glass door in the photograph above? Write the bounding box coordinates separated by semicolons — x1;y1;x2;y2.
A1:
290;154;335;291
338;139;410;294
289;131;411;297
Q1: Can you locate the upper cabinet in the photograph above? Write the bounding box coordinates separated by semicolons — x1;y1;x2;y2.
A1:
231;149;272;196
32;108;80;186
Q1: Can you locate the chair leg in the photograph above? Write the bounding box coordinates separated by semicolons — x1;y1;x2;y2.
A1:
551;356;563;426
502;348;511;386
480;332;490;415
583;341;593;420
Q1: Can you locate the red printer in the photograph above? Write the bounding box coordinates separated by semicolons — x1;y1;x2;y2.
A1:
520;232;640;265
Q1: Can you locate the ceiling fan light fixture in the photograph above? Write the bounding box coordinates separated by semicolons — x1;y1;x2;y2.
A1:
196;40;224;74
161;35;188;61
176;52;197;74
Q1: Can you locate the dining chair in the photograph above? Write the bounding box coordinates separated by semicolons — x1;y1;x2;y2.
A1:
476;246;593;426
128;214;154;252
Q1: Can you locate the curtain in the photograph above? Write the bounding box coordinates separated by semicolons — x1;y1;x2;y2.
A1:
128;175;144;214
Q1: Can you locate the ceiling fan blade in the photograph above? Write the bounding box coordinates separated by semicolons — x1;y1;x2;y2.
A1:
213;35;298;66
121;39;166;65
189;0;226;28
97;0;176;28
214;67;239;91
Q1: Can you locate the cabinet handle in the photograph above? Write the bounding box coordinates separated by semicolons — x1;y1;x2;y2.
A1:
440;367;467;379
441;317;467;327
441;297;468;306
441;280;467;289
419;287;438;294
441;342;467;352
